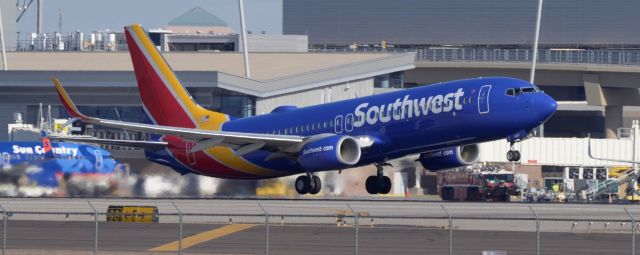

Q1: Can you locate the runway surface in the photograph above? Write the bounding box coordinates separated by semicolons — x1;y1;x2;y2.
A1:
1;220;636;255
0;198;637;254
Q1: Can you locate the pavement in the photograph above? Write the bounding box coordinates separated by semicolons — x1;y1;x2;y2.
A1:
0;220;636;255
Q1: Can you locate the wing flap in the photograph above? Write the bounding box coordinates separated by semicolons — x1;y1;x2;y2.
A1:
49;136;168;150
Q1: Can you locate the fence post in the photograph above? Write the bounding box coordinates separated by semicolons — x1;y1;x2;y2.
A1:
440;205;453;255
171;202;183;255
257;203;269;255
346;203;358;255
0;204;6;255
529;206;540;255
87;201;98;255
625;208;636;255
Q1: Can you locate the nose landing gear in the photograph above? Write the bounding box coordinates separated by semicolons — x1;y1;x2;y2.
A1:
506;141;521;162
365;163;392;195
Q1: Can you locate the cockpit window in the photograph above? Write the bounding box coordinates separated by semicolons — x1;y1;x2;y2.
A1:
507;87;538;97
506;89;514;96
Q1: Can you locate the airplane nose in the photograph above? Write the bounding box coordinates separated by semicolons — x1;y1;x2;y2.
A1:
534;94;557;122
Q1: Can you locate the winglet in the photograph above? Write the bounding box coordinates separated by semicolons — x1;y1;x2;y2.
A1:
52;78;87;119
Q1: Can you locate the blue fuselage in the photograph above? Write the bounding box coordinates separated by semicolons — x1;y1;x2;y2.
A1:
208;77;556;176
0;142;118;186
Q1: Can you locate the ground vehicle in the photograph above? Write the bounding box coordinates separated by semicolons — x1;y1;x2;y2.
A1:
438;170;517;201
482;172;517;201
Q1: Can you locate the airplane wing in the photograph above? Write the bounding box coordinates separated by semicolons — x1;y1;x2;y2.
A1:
52;78;305;154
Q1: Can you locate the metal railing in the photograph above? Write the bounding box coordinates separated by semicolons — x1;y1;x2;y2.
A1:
311;47;640;66
11;36;640;66
0;201;638;254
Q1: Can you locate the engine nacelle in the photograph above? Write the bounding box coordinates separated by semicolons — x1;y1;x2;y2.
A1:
298;135;361;171
418;144;480;171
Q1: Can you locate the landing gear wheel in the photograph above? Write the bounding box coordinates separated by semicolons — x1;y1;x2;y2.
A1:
295;175;310;194
309;175;322;195
507;150;515;161
365;176;379;194
513;150;521;161
507;150;521;162
379;176;392;194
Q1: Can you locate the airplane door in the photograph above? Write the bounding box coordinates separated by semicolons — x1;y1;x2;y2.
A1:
94;150;103;170
335;115;344;134
478;85;491;114
185;141;197;165
1;152;10;167
344;114;354;132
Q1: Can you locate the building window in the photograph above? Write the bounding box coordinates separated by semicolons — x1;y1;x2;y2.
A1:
374;71;404;88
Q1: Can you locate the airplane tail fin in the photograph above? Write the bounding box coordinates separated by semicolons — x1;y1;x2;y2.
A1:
52;78;87;119
124;24;229;130
40;130;55;159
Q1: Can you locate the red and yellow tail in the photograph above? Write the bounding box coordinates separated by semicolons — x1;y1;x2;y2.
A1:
124;24;228;130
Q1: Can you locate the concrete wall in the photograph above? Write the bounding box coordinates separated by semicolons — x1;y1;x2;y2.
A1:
256;78;373;114
167;34;308;52
4;52;390;80
245;34;308;53
284;0;640;46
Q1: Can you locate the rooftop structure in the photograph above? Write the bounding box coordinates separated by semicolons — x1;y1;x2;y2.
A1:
165;7;234;35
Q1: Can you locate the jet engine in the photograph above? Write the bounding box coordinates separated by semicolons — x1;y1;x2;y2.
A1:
418;144;480;171
298;135;361;171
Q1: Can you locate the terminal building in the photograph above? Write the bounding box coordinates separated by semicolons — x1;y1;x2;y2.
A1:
284;0;640;140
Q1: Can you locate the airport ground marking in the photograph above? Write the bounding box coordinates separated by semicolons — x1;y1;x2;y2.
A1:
148;223;256;251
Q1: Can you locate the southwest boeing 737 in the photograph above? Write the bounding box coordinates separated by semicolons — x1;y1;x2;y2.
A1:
51;24;557;195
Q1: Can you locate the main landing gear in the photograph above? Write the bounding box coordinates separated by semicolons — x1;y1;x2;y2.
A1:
365;163;392;195
506;141;521;162
295;173;321;195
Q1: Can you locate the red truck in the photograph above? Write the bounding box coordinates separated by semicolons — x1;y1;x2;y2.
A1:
438;171;517;201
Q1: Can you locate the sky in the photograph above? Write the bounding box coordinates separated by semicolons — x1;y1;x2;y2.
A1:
16;0;282;38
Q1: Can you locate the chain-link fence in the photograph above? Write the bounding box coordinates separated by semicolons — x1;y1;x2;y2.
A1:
0;200;637;254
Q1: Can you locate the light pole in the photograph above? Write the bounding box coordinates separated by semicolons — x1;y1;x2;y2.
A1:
530;0;543;83
238;0;251;78
0;4;8;71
